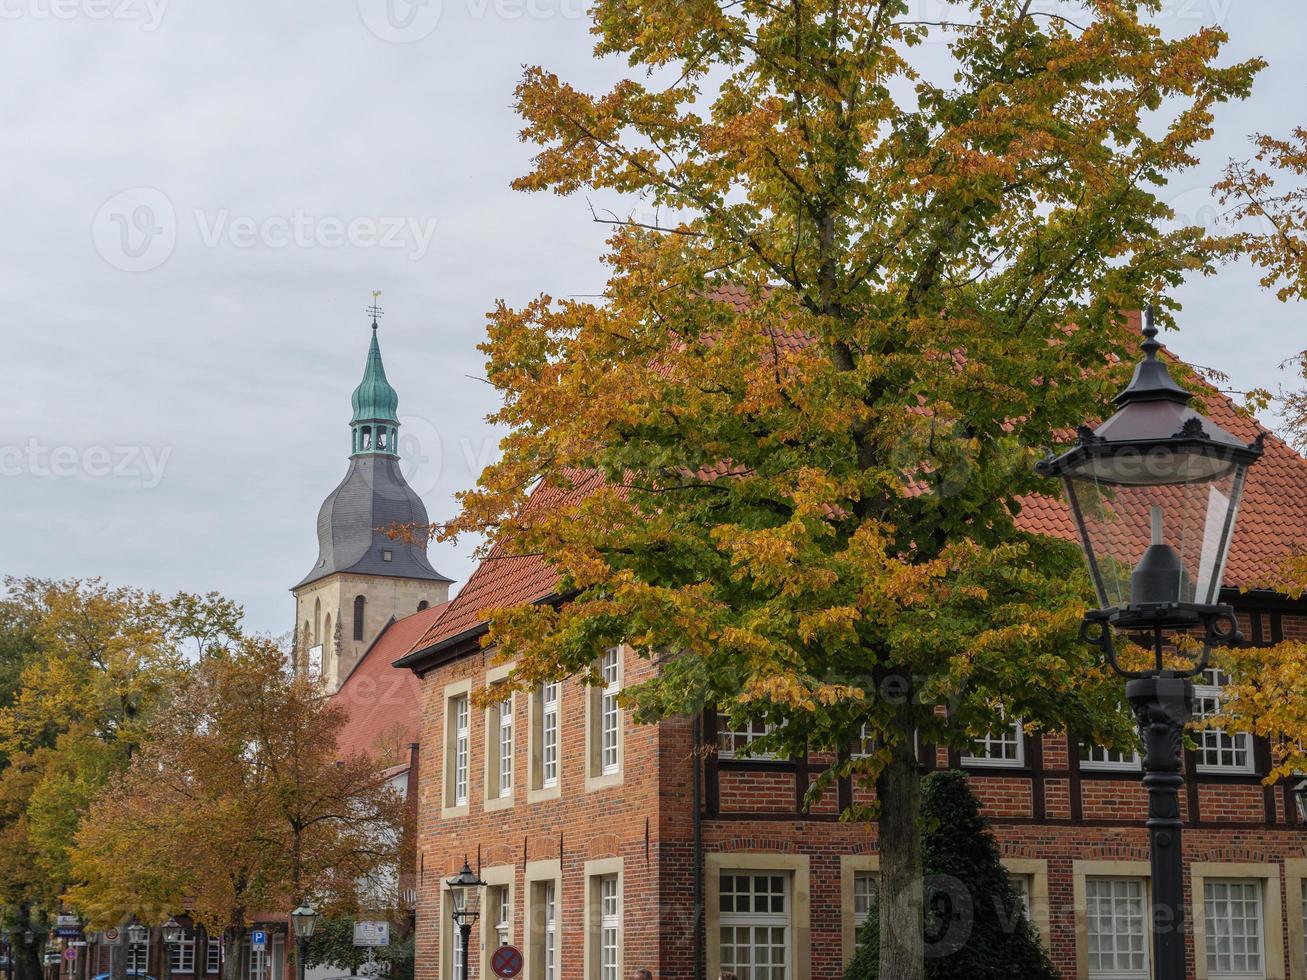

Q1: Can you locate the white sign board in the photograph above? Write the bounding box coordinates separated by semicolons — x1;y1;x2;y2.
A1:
352;922;390;948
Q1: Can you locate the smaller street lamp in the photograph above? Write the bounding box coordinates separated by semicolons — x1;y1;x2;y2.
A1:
125;924;147;947
162;920;185;946
290;904;319;980
445;860;485;980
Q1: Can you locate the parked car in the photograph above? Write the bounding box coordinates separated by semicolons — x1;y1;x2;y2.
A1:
91;973;159;980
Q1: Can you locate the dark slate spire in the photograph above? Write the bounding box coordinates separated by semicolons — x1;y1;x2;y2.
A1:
296;308;452;590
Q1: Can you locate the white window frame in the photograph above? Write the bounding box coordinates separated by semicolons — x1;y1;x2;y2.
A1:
454;695;470;805
600;648;621;775
600;875;621;980
1203;879;1267;980
718;871;792;980
497;698;514;798
1194;670;1255;775
962;714;1025;768
492;884;510;950
1080;743;1143;772
542;681;560;788
543;880;558;980
853;871;878;929
171;939;197;974
1085;876;1151;980
718;719;776;760
205;940;222;975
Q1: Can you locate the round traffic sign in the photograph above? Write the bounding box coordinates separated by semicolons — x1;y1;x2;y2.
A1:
104;929;119;943
64;948;77;962
491;945;523;979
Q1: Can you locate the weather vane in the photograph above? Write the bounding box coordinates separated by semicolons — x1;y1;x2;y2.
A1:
367;290;384;329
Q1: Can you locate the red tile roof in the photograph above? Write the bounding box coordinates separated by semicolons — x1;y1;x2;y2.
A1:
333;601;448;758
400;310;1307;664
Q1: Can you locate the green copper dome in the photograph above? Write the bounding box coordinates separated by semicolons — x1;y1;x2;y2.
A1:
350;327;400;425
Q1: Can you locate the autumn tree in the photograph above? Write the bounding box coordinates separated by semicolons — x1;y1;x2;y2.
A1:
1207;126;1307;760
0;579;238;980
442;2;1260;976
67;638;406;980
1215;126;1307;456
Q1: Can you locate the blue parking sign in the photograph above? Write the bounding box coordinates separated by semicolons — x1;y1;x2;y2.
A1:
251;931;267;951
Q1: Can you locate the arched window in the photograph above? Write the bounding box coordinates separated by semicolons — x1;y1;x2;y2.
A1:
361;426;372;450
353;595;366;641
417;600;429;612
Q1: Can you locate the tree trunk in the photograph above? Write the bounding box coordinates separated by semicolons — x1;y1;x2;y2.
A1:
877;692;924;980
13;905;41;980
222;924;244;980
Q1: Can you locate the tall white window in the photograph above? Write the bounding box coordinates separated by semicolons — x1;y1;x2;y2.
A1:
498;699;514;797
854;872;878;929
542;681;560;787
171;940;196;974
1204;880;1265;979
205;941;222;975
719;873;790;980
491;885;510;949
450;915;463;980
1080;743;1142;771
600;874;620;980
962;715;1024;768
718;719;775;760
452;695;469;805
247;946;266;980
543;881;559;980
1300;880;1307;977
1010;875;1032;919
1085;878;1149;979
600;648;621;775
1195;669;1254;773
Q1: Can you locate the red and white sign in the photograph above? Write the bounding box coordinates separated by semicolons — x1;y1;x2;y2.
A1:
103;929;119;943
491;945;523;979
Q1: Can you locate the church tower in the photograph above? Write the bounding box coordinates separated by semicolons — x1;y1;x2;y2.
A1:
293;306;452;692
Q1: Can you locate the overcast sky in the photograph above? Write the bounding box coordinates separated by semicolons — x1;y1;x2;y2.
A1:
1;0;1302;637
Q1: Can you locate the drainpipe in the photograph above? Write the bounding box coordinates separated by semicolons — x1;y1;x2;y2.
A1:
691;714;705;980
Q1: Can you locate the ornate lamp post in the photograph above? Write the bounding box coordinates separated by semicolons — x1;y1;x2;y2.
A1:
1037;308;1264;980
161;920;184;980
444;860;485;980
290;905;318;980
124;925;147;978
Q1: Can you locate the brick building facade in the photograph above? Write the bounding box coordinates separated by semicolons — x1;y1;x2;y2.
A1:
393;320;1307;980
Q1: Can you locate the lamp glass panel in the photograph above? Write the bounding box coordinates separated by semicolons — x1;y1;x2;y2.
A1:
1062;455;1247;609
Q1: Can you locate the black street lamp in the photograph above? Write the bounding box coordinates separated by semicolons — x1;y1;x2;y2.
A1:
1038;308;1264;980
290;905;318;980
161;919;184;980
444;860;485;980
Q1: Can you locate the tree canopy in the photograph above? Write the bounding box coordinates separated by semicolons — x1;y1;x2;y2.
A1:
442;2;1260;974
66;638;406;980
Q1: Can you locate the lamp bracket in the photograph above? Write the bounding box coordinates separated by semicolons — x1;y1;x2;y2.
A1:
1079;604;1242;680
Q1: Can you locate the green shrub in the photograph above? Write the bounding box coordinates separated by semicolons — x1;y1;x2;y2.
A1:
845;770;1056;980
